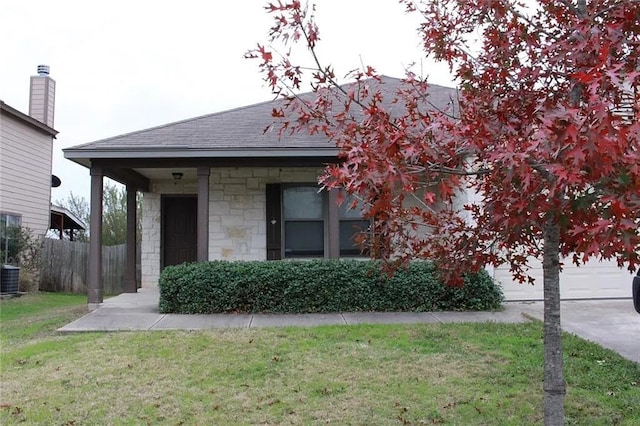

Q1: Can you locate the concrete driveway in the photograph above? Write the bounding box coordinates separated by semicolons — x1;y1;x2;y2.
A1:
518;299;640;363
58;288;640;363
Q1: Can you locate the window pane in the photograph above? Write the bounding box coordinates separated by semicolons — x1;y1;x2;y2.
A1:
283;186;324;219
8;215;20;227
340;220;370;255
1;214;21;228
0;214;22;265
339;194;366;219
284;221;324;257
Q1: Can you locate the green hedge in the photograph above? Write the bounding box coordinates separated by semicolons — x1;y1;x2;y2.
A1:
158;260;504;314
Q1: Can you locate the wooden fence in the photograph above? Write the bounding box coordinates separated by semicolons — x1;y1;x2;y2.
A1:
39;239;140;294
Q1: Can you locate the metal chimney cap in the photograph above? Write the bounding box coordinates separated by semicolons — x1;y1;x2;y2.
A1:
37;65;50;76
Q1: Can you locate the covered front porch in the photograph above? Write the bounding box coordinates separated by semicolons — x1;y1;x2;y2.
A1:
79;154;338;305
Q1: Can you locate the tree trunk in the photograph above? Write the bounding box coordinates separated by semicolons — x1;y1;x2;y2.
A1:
543;218;566;425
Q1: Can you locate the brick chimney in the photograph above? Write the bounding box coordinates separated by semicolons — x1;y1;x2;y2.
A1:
29;64;56;128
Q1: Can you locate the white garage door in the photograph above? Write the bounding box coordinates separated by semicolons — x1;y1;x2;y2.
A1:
494;258;635;301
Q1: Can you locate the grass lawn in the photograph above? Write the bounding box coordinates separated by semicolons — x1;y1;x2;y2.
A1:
1;293;639;425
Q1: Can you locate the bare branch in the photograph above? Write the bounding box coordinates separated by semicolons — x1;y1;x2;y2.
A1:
406;191;440;214
427;165;491;176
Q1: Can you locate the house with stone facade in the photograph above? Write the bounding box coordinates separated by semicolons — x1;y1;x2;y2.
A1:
64;76;458;304
64;75;634;305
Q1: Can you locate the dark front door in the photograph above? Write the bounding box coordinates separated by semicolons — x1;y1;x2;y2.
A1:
162;195;198;268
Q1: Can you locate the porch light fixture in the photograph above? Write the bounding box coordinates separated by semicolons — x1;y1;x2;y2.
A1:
172;172;183;180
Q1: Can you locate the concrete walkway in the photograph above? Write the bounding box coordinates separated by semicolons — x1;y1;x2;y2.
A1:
58;288;640;363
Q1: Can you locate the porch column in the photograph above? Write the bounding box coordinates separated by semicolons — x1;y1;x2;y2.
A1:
327;189;340;259
124;184;137;293
57;214;64;239
88;165;104;306
197;166;210;262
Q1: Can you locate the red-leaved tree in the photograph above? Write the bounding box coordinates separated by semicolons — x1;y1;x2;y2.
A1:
247;0;640;423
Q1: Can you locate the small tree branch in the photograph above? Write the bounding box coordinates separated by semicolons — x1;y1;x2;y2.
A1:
427;165;491;176
592;0;640;21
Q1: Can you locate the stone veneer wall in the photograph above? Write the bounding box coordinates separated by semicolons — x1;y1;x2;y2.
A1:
140;167;323;288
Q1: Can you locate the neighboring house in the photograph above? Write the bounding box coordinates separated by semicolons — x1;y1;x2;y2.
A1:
0;66;83;266
1;66;58;262
63;76;633;303
50;204;86;241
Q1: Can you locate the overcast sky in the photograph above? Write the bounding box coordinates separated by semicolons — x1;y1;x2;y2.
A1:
0;0;453;202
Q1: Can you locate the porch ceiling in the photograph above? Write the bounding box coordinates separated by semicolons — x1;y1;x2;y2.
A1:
96;155;339;189
135;168;196;180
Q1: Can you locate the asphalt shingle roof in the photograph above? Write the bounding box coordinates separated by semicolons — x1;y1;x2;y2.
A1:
65;76;458;155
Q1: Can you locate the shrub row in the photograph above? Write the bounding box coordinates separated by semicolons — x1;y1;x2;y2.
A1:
158;260;503;314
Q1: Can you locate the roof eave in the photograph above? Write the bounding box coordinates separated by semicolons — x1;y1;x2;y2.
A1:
64;147;339;159
0;100;59;137
50;205;87;230
63;147;340;168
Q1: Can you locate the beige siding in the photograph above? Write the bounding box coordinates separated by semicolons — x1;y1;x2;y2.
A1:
29;77;55;128
0;112;54;237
